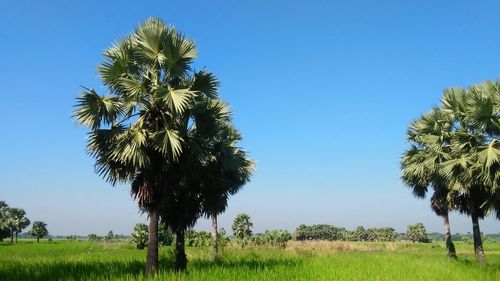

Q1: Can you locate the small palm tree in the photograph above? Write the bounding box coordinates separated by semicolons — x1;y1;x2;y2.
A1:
232;213;253;241
131;223;149;250
29;221;48;243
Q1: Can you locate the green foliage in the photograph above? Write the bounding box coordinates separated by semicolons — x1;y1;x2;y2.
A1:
365;227;398;242
293;225;397;242
185;230;211;247
216;228;230;249
158;225;174;246
255;230;292;248
349;226;368;241
232;214;253;241
293;224;347;241
405;223;431;243
130;224;148;250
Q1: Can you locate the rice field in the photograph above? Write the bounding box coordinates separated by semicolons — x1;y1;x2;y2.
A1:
1;240;499;281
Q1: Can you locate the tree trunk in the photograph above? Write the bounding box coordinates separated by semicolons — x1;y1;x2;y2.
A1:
211;213;218;260
144;210;159;277
10;230;13;243
37;237;40;243
15;232;18;243
442;212;456;258
174;229;187;271
471;213;485;265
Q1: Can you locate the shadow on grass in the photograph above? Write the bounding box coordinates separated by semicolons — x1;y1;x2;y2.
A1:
0;253;302;280
189;256;302;271
454;257;500;271
0;259;144;281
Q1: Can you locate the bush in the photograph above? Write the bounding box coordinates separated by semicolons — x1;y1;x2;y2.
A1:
405;223;431;243
185;230;211;247
264;230;292;248
159;225;174;246
365;227;398;242
131;224;148;249
293;224;347;241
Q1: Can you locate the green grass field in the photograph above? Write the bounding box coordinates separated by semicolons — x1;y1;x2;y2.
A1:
1;240;499;281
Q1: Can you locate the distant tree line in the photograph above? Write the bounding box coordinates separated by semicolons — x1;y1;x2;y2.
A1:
293;224;399;242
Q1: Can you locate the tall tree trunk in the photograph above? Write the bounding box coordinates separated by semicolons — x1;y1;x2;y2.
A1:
211;213;218;260
15;232;18;243
471;213;485;265
10;230;13;243
37;237;40;243
174;229;187;271
144;210;159;277
442;212;456;258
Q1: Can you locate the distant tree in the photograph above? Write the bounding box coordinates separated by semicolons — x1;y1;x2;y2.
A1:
105;230;114;241
352;226;368;241
405;223;430;243
88;234;101;242
29;221;48;243
6;208;30;243
66;235;77;241
131;223;149;250
232;214;253;240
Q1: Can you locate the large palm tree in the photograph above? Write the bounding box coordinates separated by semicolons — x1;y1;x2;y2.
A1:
438;83;500;264
74;18;219;276
159;97;253;269
402;108;457;258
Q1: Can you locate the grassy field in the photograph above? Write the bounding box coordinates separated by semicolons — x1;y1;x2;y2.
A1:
1;239;499;280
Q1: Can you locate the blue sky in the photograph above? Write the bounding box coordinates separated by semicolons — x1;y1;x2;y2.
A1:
1;0;499;235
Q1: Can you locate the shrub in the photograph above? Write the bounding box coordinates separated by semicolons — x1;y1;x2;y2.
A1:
159;225;175;246
263;230;292;248
185;230;211;247
405;223;431;243
365;227;398;242
293;224;347;241
131;224;148;249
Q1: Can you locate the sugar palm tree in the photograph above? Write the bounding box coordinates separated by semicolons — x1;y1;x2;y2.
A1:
29;221;48;243
199;123;254;259
159;97;253;269
6;208;30;243
74;17;218;276
402;108;457;258
439;83;500;264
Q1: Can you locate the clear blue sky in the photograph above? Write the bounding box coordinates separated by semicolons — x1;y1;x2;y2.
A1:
1;0;499;235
